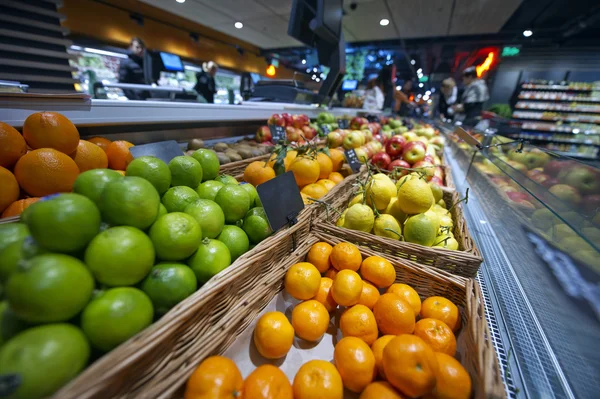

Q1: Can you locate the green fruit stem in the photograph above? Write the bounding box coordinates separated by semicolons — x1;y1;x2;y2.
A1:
448;188;469;213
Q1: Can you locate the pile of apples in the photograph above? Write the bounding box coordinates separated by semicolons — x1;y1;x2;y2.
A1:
326;117;382;161
256;113;317;143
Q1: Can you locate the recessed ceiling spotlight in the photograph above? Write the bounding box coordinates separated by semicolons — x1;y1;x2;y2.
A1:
417;68;422;73
234;22;243;29
419;83;424;88
306;68;311;73
301;59;306;64
380;19;389;26
523;29;533;37
313;67;318;72
316;78;321;82
176;0;185;3
410;59;416;65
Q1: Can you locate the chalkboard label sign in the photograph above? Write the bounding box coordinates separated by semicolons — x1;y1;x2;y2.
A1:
256;171;304;232
338;119;349;129
269;125;286;143
129;140;184;164
320;124;331;135
344;149;362;173
0;374;21;397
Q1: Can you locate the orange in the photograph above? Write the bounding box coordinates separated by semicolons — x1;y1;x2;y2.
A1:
333;336;376;392
316;152;333;179
339;304;378;345
324;268;338;280
288;156;319;187
424;353;472;399
1;197;40;219
106;140;134;171
414;318;456;356
314;277;337;312
421;296;461;333
0;122;27;168
373;293;415;335
316;178;336;192
328;171;344;184
244;161;276;187
358;281;380;309
371;335;395;379
184;356;243;399
330;242;362;271
284;262;321;300
14;148;80;197
284;150;298;171
0;167;20;214
301;183;327;199
329;148;345;172
253;311;294;359
243;364;293;399
360;381;404;399
87;136;112;153
71;140;109;172
306;242;332;273
293;360;343;399
331;269;363;307
382;335;438;397
360;256;395;288
291;300;329;342
22;111;80;154
387;283;422;315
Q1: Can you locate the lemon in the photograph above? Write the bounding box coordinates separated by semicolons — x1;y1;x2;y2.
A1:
383;197;407;223
432;204;449;215
397;178;434;214
437;198;446;207
343;204;375;232
373;214;402;239
403;213;438;246
424;209;441;232
439;214;453;228
395;174;418;191
349;193;364;207
336;209;348;227
428;181;443;203
434;234;459;250
366;173;396;211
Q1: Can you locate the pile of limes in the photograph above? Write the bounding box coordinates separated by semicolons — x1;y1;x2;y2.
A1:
0;149;273;398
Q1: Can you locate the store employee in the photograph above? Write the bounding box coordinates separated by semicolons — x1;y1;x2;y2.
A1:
195;61;218;103
118;37;148;100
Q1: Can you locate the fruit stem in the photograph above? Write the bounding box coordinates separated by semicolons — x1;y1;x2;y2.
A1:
384;228;403;240
433;236;450;247
448;188;469;212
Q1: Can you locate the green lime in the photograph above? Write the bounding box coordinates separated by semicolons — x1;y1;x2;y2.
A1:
162;186;199;213
0;324;90;399
85;226;155;286
242;207;273;244
0;236;46;283
72;169;123;206
196;180;224;201
141;263;197;315
0;223;29;253
100;176;160;230
215;175;239;185
149;213;202;260
240;182;259;207
187;238;231;284
169;156;203;188
184;199;225;239
191;149;220;181
6;254;94;323
0;301;29;346
81;287;153;352
214;185;250;224
158;203;168;217
126;156;172;195
404;213;438;246
25;193;101;253
217;225;249;261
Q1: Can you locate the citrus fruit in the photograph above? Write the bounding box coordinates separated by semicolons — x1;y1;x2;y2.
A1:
306;242;332;273
316;178;336;192
429;181;443;203
371;335;395;379
243;364;293;399
397;178;434;214
421;296;461;332
105;140;134;170
360;256;396;288
314;277;337;312
81;287;153;352
0;122;27;169
331;269;363;306
6;253;94;323
149;212;202;260
343;203;375;232
330;242;362;271
284;262;321;300
242;207;272;244
22;111;79;154
293;360;343;399
434;234;459;250
215;185;250;223
358;281;380;309
348;193;364;207
190;149;220;181
324;267;338;280
1;197;40;219
414;318;456;356
217;225;249;261
0;223;29;252
0;323;89;399
301;183;328;199
169;156;203;188
244;161;276;186
184;199;225;239
72;168;123;206
360;381;403;399
329;148;345;172
157;203;168;217
0;166;19;214
382;334;438;397
85;226;155;286
289;156;320;187
424;352;472;399
383;197;407;224
126;156;171;195
373;214;402;239
187;238;232;284
404;213;438;246
162;186;200;213
328;171;344;184
292;299;329;341
185;356;243;399
387;283;422;314
373;293;415;335
141;263;197;315
0;301;29;345
240;182;259;206
316;152;333;179
215;174;239;185
366;174;397;210
0;236;46;283
196;180;224;201
25;193;101;253
340;304;378;345
71;139;108;172
253;311;294;359
334;336;376;392
101;176;160;229
14;148;79;197
87;136;112;153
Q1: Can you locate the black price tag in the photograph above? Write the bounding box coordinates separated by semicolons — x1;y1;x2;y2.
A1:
320;124;331;135
337;119;349;129
129;140;183;164
0;374;21;397
269;125;286;143
344;149;362;173
256;171;304;232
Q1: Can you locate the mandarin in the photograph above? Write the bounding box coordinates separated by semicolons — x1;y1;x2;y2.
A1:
293;360;343;399
0;122;27;168
313;277;337;312
306;242;332;273
414;318;456;356
87;136;112;153
329;148;345;172
421;296;461;332
373;293;415;335
253;311;294;359
106;140;134;171
184;356;243;399
339;304;378;345
316;178;336;192
301;183;327;199
334;336;377;393
244;161;276;187
1;197;40;219
360;381;404;399
331;269;363;307
291;300;330;342
22;112;79;154
288;156;319;187
284;262;321;300
330;242;362;271
324;268;338;280
243;364;293;399
14;148;79;197
358;281;380;309
71;140;109;172
424;352;472;399
328;171;344;184
371;335;396;379
360;256;396;288
0;167;19;214
387;283;422;314
316;152;333;179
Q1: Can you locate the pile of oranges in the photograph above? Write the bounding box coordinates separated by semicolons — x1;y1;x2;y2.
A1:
184;241;472;399
0;113;134;218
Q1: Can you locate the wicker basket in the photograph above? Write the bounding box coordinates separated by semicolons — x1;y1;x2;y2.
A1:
219;153;270;176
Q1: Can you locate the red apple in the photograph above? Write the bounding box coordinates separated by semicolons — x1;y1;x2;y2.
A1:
430;176;444;186
267;114;285;127
281;113;293;127
581;194;600;215
368;123;381;135
372;152;391;170
255;125;272;143
373;134;384;144
350;117;368;129
388;159;411;174
385;135;406;158
542;177;560;189
506;191;531;202
402;142;426;164
423;154;435;163
327;131;343;148
530;173;550;185
301;125;316;140
413;161;435;180
286;126;301;142
434;166;445;181
543;159;566;177
360;123;373;133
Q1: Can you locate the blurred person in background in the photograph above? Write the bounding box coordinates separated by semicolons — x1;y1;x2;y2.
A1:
118;37;148;100
363;70;387;111
195;61;218;103
394;80;415;116
438;78;457;120
452;66;489;125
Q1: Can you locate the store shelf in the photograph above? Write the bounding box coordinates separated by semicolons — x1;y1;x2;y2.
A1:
520;122;599;134
552;150;598;160
505;134;600;146
512;111;600;124
515;102;600;113
521;83;597;91
519;92;600;103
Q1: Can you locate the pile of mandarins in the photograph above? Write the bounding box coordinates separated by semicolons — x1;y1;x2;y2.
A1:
184;241;471;399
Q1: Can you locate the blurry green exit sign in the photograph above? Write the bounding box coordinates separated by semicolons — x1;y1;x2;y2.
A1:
418;76;429;82
502;47;520;57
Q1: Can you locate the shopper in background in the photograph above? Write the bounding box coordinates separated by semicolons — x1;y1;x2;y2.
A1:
378;65;396;110
453;66;489;125
438;78;457;120
394;80;415;116
118;37;148;100
363;73;385;111
195;61;218;103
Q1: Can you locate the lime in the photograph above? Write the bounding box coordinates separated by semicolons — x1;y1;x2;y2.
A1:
100;176;160;230
81;287;153;352
217;225;250;261
434;234;459;250
184;199;225;239
141;263;197;315
169;156;203;188
215;175;239;185
0;301;29;346
0;324;89;399
383;197;407;224
162;186;199;213
242;207;273;244
240;182;259;207
373;214;402;239
158;203;168;217
0;236;47;283
187;238;231;284
215;185;251;224
25;193;101;253
404;213;438;246
0;223;29;253
6;254;94;323
149;213;202;260
73;169;123;206
196;180;224;201
85;226;155;286
191;149;220;181
126;156;171;195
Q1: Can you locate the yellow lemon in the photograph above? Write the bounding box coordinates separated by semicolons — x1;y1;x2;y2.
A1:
373;214;402;240
396;178;434;214
344;204;375;232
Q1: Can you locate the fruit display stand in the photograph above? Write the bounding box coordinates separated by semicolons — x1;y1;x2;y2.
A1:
219;153;270;177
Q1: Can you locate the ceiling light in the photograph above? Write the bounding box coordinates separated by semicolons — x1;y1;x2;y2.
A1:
234;22;243;29
417;68;422;73
320;73;325;78
313;67;318;72
523;29;533;37
311;75;316;80
396;85;401;90
423;95;429;101
379;19;389;26
411;59;415;65
419;83;424;88
81;47;128;59
316;78;321;82
425;90;431;96
301;59;306;64
176;0;185;3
